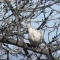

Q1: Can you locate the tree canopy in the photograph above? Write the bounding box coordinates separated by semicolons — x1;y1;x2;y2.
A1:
0;0;60;60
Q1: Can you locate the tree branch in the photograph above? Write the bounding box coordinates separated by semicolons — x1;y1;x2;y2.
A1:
0;36;60;59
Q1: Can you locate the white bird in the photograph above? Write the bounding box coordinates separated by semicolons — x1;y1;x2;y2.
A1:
26;23;44;47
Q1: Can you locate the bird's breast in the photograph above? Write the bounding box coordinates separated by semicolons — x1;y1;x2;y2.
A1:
28;28;43;46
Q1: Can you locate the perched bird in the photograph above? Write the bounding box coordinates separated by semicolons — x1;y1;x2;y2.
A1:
26;23;44;47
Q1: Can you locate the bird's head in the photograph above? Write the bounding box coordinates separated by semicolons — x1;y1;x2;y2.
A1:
26;23;32;33
25;18;32;32
26;23;31;29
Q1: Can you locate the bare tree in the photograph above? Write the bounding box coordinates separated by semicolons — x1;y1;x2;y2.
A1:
0;0;60;60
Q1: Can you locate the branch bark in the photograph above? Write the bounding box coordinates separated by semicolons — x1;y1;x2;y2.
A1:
0;36;60;60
